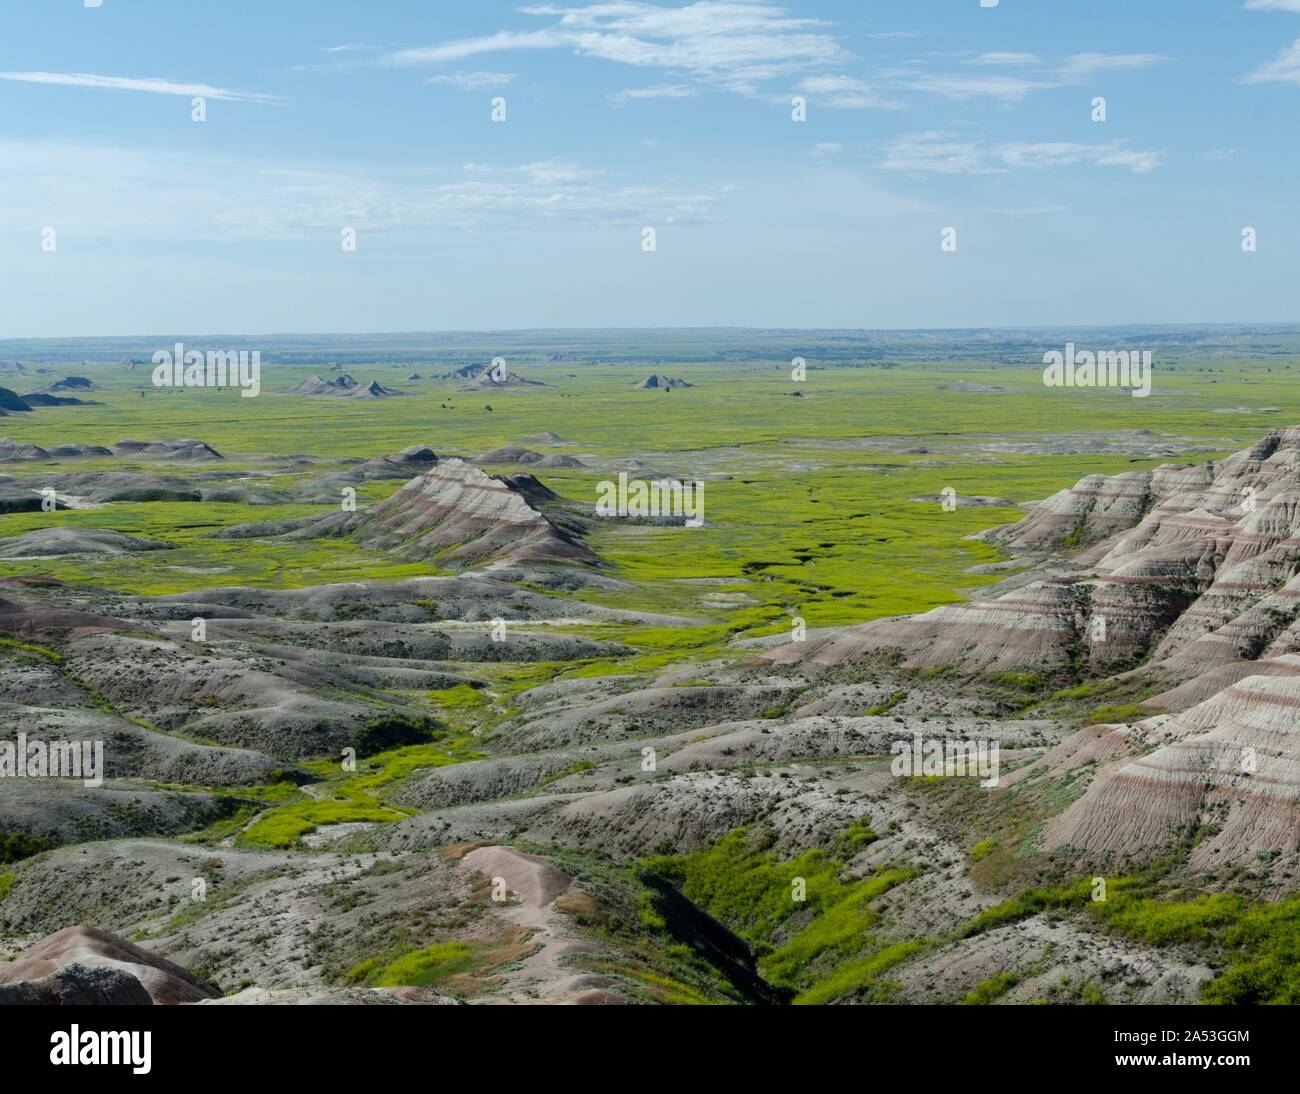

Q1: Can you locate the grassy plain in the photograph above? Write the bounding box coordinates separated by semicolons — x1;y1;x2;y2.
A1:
4;355;1294;634
6;354;1300;1002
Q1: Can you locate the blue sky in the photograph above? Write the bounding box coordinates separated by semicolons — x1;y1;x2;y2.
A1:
3;0;1300;336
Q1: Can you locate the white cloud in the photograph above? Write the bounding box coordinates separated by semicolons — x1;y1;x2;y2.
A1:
1058;52;1167;82
798;74;903;109
1204;148;1237;161
322;43;380;53
896;73;1051;102
880;132;1161;175
424;70;517;90
999;140;1162;174
382;2;847;97
0;141;728;241
968;52;1041;66
992;204;1071;217
810;142;844;157
1245;38;1300;83
1244;1;1300;11
880;131;999;175
609;83;698;103
0;71;280;102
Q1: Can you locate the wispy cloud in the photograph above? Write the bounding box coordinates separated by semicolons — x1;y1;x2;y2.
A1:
810;142;844;157
880;132;999;175
424;70;517;91
885;51;1164;104
1244;38;1300;84
1058;52;1167;82
381;2;847;97
0;141;728;241
880;131;1162;175
968;52;1041;66
0;71;280;103
895;73;1051;102
798;74;903;109
1244;1;1300;11
609;83;698;103
321;43;381;53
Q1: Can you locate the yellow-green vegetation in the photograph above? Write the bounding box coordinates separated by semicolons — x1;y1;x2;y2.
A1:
641;823;923;1004
0;637;62;663
236;738;480;848
0;358;1260;658
347;941;477;987
957;875;1300;1004
863;690;907;716
961;971;1020;1005
1085;703;1146;724
0;871;16;904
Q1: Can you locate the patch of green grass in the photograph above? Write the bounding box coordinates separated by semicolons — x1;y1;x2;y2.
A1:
236;737;478;848
349;941;476;987
1202;895;1300;1005
761;868;916;987
0;637;62;663
1085;703;1145;724
1097;891;1243;945
961;971;1020;1005
642;825;919;1003
792;940;924;1005
0;871;16;904
236;792;409;849
428;684;486;710
863;690;907;716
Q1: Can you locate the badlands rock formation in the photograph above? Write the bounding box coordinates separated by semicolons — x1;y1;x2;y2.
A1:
635;374;692;389
773;427;1300;866
777;427;1300;678
0;926;218;1005
321;457;596;568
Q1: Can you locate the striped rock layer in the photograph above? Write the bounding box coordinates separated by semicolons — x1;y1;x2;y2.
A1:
1042;673;1300;865
341;458;595;569
769;428;1300;864
774;427;1300;682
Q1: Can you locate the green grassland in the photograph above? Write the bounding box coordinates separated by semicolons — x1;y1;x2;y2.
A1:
3;356;1293;634
5;353;1300;1002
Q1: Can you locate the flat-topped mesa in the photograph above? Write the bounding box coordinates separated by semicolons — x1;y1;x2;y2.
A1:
773;426;1300;681
339;458;596;569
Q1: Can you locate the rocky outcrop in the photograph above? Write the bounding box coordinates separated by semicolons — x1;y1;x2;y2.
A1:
0;926;218;1005
776;427;1300;681
474;446;584;469
284;373;357;395
635;374;692;390
325;458;596;569
1042;673;1300;865
0;528;176;558
459;368;547;391
0;387;32;413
